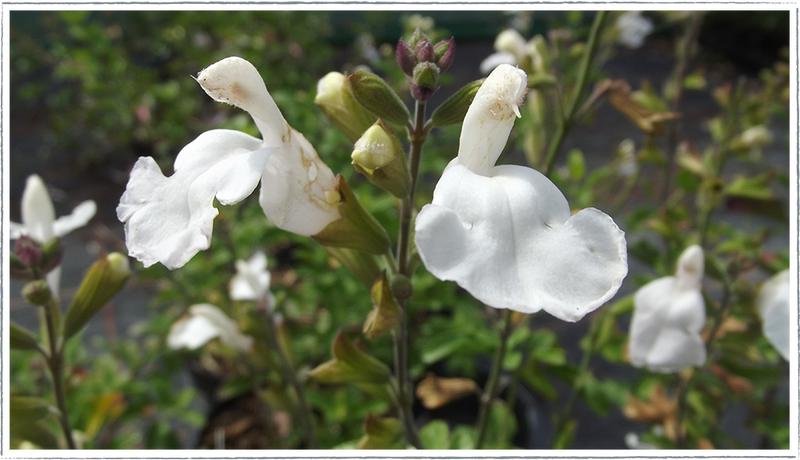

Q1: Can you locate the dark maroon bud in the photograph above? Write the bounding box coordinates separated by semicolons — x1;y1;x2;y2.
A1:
414;38;435;63
434;38;455;73
14;235;42;268
395;40;416;76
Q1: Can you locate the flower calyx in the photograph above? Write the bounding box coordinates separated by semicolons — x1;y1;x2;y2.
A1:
307;330;392;385
315;71;377;142
348;71;411;127
363;271;402;339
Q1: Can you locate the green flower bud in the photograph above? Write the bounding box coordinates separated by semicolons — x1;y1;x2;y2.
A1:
312;175;392;255
315;72;377;142
307;330;391;385
407;27;426;49
430;79;484;127
349;71;411;126
389;273;413;300
39;237;63;277
363;271;402;339
351;120;411;198
22;280;51;306
434;38;455;73
410;62;440;101
530;35;550;74
63;253;131;340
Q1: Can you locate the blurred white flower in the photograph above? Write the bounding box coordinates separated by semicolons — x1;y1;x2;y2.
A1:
625;432;657;449
10;174;97;295
616;11;654;49
167;303;253;352
479;29;526;74
739;125;773;148
756;269;790;360
629;245;707;372
229;251;275;306
414;64;628;322
117;56;341;270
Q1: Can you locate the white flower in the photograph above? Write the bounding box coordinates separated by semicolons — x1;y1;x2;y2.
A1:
756;269;790;360
10;174;97;295
229;251;274;305
414;64;628;322
167;303;253;352
629;245;707;372
479;29;526;74
625;432;657;449
616;12;654;49
117;56;341;270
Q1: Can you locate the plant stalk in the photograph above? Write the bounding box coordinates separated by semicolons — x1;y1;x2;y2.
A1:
542;10;609;176
475;309;514;449
259;298;317;448
43;299;76;449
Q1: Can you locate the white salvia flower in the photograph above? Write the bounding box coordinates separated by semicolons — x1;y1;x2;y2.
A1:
167;303;253;352
629;245;707;372
756;269;790;360
616;11;654;49
414;64;628;322
229;251;275;308
479;29;527;74
117;56;341;270
10;174;97;295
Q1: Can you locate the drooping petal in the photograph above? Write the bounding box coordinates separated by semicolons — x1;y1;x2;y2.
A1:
479;51;517;74
167;314;221;350
259;129;341;236
196;56;341;237
117;130;272;269
229;251;272;301
53;200;97;237
415;162;628;322
189;304;253;352
21;174;56;242
456;64;528;176
757;270;790;360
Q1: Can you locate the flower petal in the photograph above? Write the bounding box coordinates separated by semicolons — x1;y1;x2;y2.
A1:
415;162;627;322
189;303;253;352
167;314;221;350
259;129;341;236
456;65;528;176
757;270;790;360
21;174;56;242
479;51;517;74
229;251;271;301
117;130;272;269
53;200;97;237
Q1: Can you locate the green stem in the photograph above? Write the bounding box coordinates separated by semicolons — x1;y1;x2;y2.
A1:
551;308;605;447
662;12;705;201
43;299;76;449
391;100;427;449
259;298;317;448
542;10;609;176
475;309;514;449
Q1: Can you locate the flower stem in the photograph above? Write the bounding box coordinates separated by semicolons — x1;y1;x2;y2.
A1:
475;309;514;449
43;299;77;449
259;298;317;448
662;12;705;201
550;307;607;448
542;10;608;176
391;99;427;449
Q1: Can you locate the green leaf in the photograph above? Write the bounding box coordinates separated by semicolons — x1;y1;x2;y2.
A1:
10;323;40;351
450;425;476;449
10;396;55;426
485;400;517;448
521;364;558;400
725;172;775;200
419;419;450;449
11;420;59;449
567;149;586;181
552;418;576;449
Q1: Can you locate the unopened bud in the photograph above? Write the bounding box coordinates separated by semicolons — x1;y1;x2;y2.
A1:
434;38;455;73
349;71;411;126
407;27;426;49
430;79;483;127
389;273;413;300
529;35;550;74
14;235;42;268
414;38;435;63
63;253;131;339
23;280;52;306
410;62;440;101
739;125;773;148
315;72;377;142
396;40;416;76
351;120;411;198
39;238;63;276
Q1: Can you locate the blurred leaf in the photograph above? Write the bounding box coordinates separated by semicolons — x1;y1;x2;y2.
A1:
10;323;40;351
419;419;450;449
449;424;476;449
552;418;576;449
10;396;55;427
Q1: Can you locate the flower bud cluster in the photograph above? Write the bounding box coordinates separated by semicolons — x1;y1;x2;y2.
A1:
11;236;63;281
396;28;455;101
